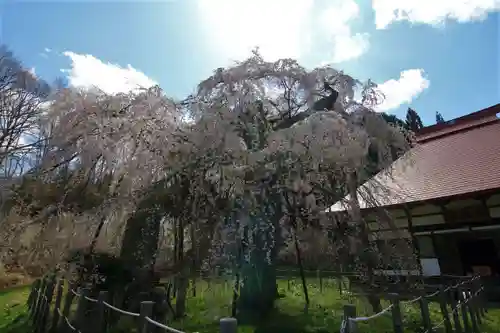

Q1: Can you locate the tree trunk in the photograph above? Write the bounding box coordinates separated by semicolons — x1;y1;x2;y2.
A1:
236;199;280;322
173;217;185;310
231;270;240;317
119;187;166;308
120;204;163;276
174;268;189;318
292;225;309;310
88;215;106;254
237;241;277;321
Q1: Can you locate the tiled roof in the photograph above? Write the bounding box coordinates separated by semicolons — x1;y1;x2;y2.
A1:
329;104;500;211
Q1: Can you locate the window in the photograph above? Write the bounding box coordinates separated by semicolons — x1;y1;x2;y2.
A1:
417;236;435;258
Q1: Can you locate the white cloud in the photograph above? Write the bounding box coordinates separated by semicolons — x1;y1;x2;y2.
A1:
376;69;430;111
197;0;369;64
373;0;500;29
40;47;52;58
329;33;370;63
320;0;370;63
61;51;157;94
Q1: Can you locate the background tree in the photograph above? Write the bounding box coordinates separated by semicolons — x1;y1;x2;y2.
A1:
436;111;445;124
0;45;54;273
381;113;408;130
405;107;424;132
1;82;180;281
0;45;51;178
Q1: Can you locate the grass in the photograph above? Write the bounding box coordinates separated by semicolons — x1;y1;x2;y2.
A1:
159;277;500;333
0;285;32;333
1;277;500;333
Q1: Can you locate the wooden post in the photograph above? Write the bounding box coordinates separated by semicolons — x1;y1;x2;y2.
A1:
389;293;403;333
466;289;479;333
404;205;424;278
473;278;485;317
50;279;64;333
27;281;35;310
32;277;46;319
470;286;481;323
220;317;237;333
438;286;453;333
468;281;479;324
35;276;52;332
449;287;463;333
458;287;471;333
343;304;357;333
479;277;488;314
33;277;45;333
32;277;47;324
57;283;75;333
28;279;41;311
97;291;109;333
148;288;166;333
419;296;432;332
75;288;89;333
139;301;154;333
192;274;197;297
317;270;323;292
38;275;56;333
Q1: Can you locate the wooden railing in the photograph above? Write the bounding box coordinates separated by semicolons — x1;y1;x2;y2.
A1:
26;276;237;333
340;275;488;333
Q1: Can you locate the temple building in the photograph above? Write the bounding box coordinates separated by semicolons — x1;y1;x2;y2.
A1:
330;103;500;298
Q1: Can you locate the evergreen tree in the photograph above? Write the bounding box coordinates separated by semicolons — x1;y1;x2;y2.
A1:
435;111;445;124
381;113;408;130
405;108;424;132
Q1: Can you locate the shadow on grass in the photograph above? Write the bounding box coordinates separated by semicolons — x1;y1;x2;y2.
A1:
0;284;30;296
241;307;336;333
254;312;325;333
0;313;32;333
482;308;500;333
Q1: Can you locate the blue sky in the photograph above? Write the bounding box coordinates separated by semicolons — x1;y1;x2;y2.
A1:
1;0;499;125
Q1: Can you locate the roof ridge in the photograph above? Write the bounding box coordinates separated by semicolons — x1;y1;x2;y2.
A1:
416;103;500;143
417;116;500;143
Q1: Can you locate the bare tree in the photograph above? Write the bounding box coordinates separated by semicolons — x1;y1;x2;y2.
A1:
0;45;51;178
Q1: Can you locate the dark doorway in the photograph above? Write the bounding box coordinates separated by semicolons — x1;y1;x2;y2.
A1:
458;238;499;276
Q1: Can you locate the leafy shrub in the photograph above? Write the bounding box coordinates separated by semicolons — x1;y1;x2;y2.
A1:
65;249;133;291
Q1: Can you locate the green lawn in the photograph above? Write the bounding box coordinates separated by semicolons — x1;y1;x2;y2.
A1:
0;285;32;333
170;278;500;333
1;277;499;333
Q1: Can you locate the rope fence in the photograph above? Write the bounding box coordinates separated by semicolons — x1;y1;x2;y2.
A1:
340;275;488;333
25;272;491;333
25;275;238;333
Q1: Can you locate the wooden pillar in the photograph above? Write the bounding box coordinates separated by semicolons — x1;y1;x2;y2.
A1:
405;205;423;277
479;195;493;223
434;203;448;276
389;293;403;333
